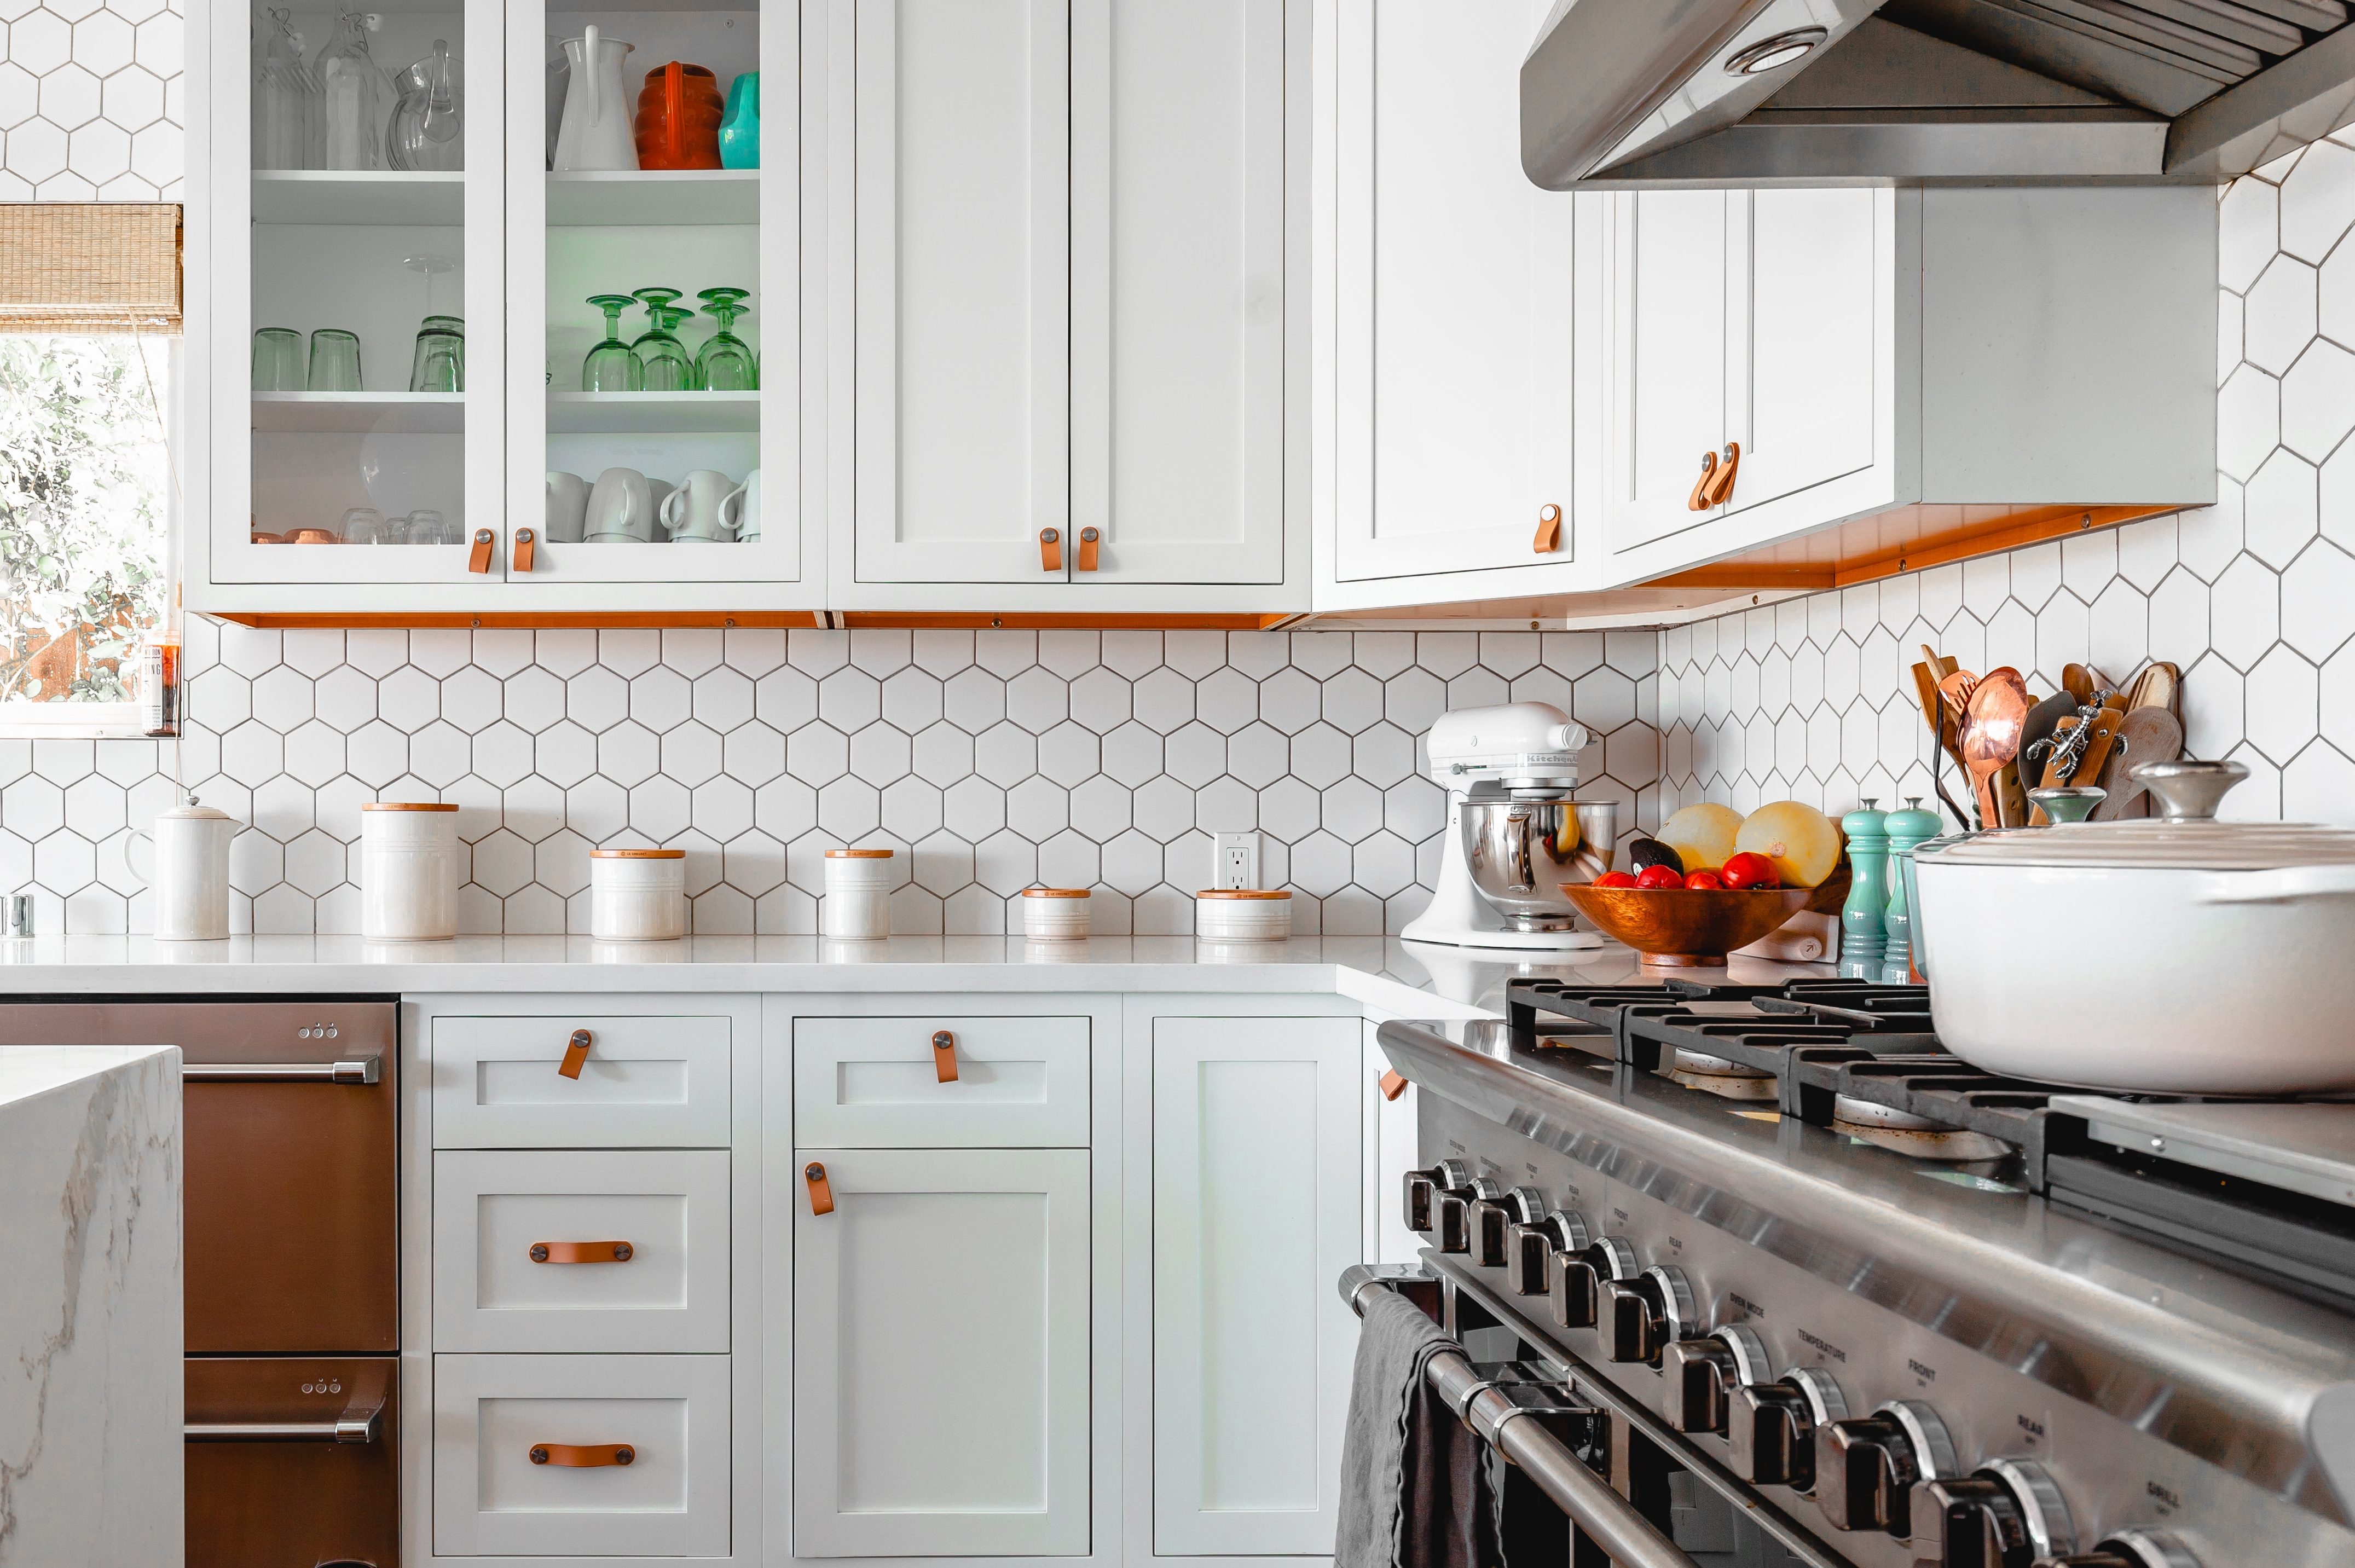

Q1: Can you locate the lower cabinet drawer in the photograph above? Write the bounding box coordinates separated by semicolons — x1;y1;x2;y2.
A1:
433;1353;730;1558
433;1149;731;1353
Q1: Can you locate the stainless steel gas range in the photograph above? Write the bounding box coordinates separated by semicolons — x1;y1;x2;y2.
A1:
1371;982;2355;1568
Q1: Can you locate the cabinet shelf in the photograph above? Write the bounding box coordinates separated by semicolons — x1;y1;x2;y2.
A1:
252;392;465;433
252;170;467;226
547;391;759;432
548;170;759;227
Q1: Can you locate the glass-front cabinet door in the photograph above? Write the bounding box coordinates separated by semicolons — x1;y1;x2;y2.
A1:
505;0;799;599
208;0;506;595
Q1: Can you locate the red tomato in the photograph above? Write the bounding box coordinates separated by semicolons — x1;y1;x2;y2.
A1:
1683;870;1725;890
1635;864;1684;889
1720;851;1780;890
1592;870;1639;888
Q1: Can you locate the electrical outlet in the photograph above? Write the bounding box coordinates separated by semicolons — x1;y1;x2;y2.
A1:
1213;831;1261;890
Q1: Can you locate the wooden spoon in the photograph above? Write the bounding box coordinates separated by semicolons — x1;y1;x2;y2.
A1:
1911;661;1976;829
1960;667;2032;829
2091;707;2185;819
2124;661;2180;716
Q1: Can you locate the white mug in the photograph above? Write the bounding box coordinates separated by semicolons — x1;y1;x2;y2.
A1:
585;466;652;542
721;467;761;542
546;471;590;542
659;468;738;542
128;800;235;940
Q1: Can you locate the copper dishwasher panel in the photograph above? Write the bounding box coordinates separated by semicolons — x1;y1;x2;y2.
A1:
186;1356;397;1568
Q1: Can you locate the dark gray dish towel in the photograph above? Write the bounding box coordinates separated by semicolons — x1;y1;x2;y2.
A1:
1335;1288;1484;1568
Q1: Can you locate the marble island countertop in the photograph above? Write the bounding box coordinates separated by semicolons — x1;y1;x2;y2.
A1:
0;933;1836;1015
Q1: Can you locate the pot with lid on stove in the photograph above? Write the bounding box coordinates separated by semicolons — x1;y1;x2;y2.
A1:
1913;757;2355;1095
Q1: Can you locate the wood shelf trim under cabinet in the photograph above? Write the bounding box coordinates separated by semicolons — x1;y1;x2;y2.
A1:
210;611;826;630
1641;502;2186;593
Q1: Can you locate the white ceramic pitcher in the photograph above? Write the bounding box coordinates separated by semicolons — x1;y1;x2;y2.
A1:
553;25;638;171
129;799;235;941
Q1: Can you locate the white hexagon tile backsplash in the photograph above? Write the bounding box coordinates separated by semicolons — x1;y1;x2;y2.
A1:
0;0;182;199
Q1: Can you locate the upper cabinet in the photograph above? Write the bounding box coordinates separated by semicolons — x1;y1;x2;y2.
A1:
1323;0;1592;608
833;0;1305;614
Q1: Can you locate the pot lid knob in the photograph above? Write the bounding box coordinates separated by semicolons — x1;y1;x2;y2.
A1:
2027;785;2105;823
2131;758;2247;821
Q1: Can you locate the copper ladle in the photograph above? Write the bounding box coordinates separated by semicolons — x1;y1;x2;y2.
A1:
1960;667;2030;829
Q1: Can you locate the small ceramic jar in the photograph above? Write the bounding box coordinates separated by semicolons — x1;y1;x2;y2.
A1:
1021;887;1091;940
591;847;686;940
822;848;895;940
1194;888;1291;941
360;801;460;941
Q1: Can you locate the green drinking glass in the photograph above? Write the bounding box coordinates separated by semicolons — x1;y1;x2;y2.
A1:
693;287;756;392
632;290;693;392
582;294;644;392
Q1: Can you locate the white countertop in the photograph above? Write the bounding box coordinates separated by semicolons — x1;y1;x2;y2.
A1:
0;933;1832;1015
0;1041;181;1108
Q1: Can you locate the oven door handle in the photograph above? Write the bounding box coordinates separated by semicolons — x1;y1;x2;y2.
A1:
182;1055;381;1085
186;1387;386;1445
1341;1264;1702;1568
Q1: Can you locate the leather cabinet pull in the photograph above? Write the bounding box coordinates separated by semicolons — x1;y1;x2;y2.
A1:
1701;441;1741;507
1378;1068;1408;1102
805;1161;835;1216
932;1029;958;1083
513;527;537;573
530;1240;634;1264
558;1028;593;1080
468;528;497;573
1532;504;1562;554
1686;450;1718;512
1075;527;1100;571
1039;527;1063;572
530;1443;635;1467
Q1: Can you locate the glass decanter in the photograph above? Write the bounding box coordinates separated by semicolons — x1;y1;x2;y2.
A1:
582;295;644;391
692;287;756;391
313;8;392;170
387;38;462;171
252;7;320;170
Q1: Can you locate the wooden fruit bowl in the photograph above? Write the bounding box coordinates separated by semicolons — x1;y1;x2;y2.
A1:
1559;863;1851;967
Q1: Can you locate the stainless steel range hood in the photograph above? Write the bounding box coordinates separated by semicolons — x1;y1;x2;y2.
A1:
1524;0;2355;184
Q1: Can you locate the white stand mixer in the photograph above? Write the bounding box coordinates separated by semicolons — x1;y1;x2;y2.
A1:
1399;702;1614;951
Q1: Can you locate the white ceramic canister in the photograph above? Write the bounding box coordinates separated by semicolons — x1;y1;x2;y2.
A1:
130;798;235;940
1194;887;1292;941
359;801;460;941
821;848;895;940
1021;886;1091;940
590;847;686;940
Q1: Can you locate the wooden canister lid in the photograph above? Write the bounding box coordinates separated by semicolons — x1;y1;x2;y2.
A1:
1195;888;1290;899
591;848;686;858
363;801;459;811
825;848;895;858
1022;887;1090;898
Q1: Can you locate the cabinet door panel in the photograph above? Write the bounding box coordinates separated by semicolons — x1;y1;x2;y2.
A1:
1731;187;1879;515
1069;0;1286;585
1151;1016;1360;1555
793;1147;1090;1556
855;0;1071;585
1334;0;1575;582
1606;189;1732;552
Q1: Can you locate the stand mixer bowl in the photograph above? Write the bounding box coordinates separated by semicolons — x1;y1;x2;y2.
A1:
1461;795;1615;930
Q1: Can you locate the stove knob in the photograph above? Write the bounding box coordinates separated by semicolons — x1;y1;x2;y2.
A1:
1402;1158;1473;1234
1437;1175;1503;1254
1548;1236;1639;1329
2031;1529;2201;1568
1505;1208;1590;1297
1929;1459;2075;1568
1470;1185;1546;1268
1602;1264;1697;1364
1729;1368;1848;1492
1661;1324;1768;1433
1816;1400;1959;1539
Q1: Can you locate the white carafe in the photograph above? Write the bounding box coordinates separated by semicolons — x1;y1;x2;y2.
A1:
129;798;235;940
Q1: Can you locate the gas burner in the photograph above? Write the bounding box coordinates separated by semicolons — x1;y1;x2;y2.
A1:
1831;1093;2013;1162
1665;1046;1777;1101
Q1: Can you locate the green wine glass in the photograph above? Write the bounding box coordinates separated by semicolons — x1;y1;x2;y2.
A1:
633;292;694;392
582;294;644;392
693;287;757;392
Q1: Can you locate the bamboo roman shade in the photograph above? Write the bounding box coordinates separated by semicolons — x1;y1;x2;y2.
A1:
0;203;182;333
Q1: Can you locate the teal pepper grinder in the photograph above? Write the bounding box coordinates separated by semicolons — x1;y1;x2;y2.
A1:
719;71;759;170
1838;800;1889;980
1879;797;1942;986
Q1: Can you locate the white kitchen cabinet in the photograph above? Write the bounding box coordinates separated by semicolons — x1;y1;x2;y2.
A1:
791;1145;1092;1557
1598;184;2216;591
1326;0;1588;600
792;1013;1092;1147
431;1012;733;1148
1149;1016;1360;1557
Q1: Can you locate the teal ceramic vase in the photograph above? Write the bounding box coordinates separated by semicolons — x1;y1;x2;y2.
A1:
719;71;759;170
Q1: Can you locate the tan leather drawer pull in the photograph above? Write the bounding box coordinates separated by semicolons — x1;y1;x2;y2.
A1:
1701;441;1740;507
1378;1068;1408;1102
558;1028;593;1080
1686;449;1718;511
530;1240;634;1264
513;526;537;573
468;527;496;573
1532;504;1562;554
1075;526;1100;571
1039;526;1063;572
530;1443;635;1467
805;1161;835;1216
932;1029;958;1083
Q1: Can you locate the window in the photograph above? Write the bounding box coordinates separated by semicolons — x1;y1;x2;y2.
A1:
0;202;183;737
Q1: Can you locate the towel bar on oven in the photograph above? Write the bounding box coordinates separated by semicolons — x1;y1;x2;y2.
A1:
1343;1263;1703;1568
